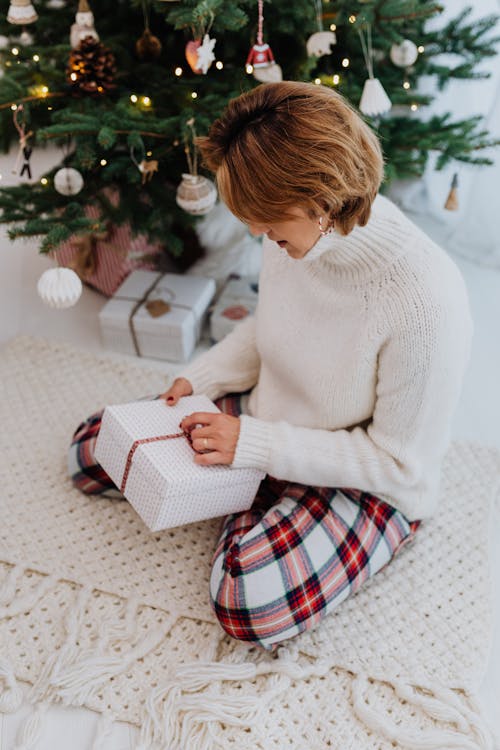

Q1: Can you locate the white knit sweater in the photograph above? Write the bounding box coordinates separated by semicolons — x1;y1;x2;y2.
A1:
180;195;473;521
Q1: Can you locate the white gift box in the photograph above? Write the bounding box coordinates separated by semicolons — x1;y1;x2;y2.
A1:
94;395;265;531
99;270;216;362
210;276;258;342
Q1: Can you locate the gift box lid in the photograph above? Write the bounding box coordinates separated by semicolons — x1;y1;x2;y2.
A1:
99;396;264;496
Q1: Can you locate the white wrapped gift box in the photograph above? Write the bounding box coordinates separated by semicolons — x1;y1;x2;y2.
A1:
94;395;265;531
99;270;216;362
210;276;259;342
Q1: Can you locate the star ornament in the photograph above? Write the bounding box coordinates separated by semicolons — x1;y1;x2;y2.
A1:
196;34;216;74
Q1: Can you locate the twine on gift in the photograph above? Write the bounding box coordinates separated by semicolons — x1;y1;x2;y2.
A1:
114;273;197;358
121;429;193;494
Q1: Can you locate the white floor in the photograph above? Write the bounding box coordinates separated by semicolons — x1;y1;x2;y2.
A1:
0;209;499;748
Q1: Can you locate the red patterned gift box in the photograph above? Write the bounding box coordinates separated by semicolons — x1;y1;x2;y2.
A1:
55;194;163;297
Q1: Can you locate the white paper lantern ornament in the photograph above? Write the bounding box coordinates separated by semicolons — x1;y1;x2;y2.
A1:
359;78;392;116
37;267;83;308
390;39;418;68
54;167;84;195
357;22;392;117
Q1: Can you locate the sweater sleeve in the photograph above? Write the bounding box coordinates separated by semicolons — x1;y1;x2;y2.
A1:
231;282;473;521
177;315;261;400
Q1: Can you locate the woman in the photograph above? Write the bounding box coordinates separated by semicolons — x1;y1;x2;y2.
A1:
69;81;473;652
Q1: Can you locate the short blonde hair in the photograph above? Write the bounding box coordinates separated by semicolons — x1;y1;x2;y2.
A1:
196;81;385;236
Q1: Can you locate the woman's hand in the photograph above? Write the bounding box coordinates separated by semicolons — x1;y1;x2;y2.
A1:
180;412;241;466
160;377;193;405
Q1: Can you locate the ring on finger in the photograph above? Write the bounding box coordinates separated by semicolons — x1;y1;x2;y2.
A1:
203;437;209;449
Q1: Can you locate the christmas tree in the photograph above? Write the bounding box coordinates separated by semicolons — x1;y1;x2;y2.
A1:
0;0;498;269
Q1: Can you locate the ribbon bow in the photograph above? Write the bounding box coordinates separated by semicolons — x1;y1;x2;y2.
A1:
70;223;111;280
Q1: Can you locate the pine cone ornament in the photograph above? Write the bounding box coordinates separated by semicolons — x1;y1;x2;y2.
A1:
67;35;117;95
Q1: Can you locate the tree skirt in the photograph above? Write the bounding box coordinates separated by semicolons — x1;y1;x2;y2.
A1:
0;337;498;750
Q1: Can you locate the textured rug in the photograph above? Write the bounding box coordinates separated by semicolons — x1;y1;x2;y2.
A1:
0;336;499;750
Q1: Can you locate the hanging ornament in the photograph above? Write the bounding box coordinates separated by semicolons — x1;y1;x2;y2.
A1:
136;28;162;60
253;63;283;83
390;39;419;68
54;166;84;195
135;1;162;61
176;173;217;215
11;104;33;179
37;267;83;308
185;38;202;73
357;22;391;117
195;33;216;74
67;36;116;95
130;144;159;185
18;28;34;45
246;0;282;83
306;0;336;58
444;173;459;211
176;119;217;216
359;79;392;117
7;0;37;25
70;0;99;49
185;11;216;74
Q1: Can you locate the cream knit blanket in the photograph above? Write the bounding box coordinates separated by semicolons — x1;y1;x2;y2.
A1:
0;336;498;750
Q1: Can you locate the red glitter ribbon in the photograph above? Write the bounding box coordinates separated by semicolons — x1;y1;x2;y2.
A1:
120;429;193;494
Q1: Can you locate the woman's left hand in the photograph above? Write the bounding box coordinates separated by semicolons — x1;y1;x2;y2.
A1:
180;412;241;466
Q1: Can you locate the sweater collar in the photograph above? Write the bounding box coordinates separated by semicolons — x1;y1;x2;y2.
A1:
290;194;413;284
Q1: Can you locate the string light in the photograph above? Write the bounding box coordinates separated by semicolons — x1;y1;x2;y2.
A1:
418;45;425;53
330;23;336;31
246;64;253;74
10;103;17;111
142;95;151;106
215;60;223;70
411;103;418;111
32;54;39;62
403;80;410;90
47;106;53;110
130;94;138;103
70;72;77;81
332;74;340;85
174;66;182;76
100;159;107;166
11;47;19;56
146;150;152;156
29;84;50;97
40;177;48;185
342;58;349;68
191;91;198;99
314;77;321;85
348;15;356;23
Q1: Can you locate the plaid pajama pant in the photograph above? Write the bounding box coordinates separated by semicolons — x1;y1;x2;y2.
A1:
68;392;420;652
